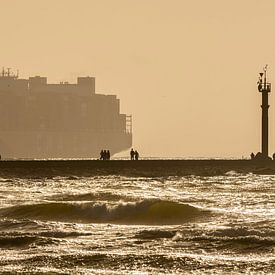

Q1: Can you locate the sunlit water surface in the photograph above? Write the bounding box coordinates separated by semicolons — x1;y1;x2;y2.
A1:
0;170;274;274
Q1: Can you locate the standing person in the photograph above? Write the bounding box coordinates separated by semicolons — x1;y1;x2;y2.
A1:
130;148;135;160
134;150;139;160
106;150;110;160
100;150;104;160
103;150;107;160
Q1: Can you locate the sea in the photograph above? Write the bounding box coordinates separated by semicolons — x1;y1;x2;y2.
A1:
0;160;274;274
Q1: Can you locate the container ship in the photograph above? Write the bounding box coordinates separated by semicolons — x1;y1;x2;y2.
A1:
0;68;132;158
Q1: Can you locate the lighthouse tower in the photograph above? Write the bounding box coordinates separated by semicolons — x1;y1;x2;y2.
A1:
257;65;271;159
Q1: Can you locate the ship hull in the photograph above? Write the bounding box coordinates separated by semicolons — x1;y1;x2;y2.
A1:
0;130;132;158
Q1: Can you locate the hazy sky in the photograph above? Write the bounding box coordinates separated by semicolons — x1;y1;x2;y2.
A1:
1;0;275;158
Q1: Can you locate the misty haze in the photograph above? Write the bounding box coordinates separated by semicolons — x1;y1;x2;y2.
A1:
1;0;275;158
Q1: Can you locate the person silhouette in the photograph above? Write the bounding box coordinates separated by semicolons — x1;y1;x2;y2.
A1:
255;152;263;160
250;152;255;160
130;148;135;160
106;150;110;160
103;150;107;160
134;150;139;160
100;150;104;160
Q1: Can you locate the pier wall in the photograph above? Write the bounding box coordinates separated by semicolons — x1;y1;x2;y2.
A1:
0;159;274;177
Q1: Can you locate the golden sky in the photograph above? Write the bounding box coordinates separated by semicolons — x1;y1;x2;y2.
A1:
1;0;275;157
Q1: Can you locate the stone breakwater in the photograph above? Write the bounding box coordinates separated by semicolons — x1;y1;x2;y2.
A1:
0;159;274;177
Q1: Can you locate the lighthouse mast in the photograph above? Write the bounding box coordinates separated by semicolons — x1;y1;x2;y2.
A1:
257;65;271;159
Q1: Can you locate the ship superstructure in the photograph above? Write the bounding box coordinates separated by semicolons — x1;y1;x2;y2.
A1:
0;68;132;158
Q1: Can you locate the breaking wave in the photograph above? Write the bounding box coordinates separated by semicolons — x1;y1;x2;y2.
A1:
0;200;207;225
48;192;135;202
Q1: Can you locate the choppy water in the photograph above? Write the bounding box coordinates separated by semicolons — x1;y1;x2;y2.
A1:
0;169;274;274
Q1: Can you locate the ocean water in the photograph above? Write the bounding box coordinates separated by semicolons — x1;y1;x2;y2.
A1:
0;167;274;274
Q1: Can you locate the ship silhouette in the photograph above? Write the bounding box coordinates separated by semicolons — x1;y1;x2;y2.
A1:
0;68;132;158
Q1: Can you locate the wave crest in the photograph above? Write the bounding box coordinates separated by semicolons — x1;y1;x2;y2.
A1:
0;200;207;225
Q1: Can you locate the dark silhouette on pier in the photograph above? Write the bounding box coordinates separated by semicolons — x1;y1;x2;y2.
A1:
99;150;111;160
130;148;139;160
130;148;135;160
134;150;139;160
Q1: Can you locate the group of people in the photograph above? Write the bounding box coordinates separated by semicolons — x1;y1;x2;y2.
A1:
99;150;111;160
99;148;140;160
250;152;275;160
130;148;139;160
